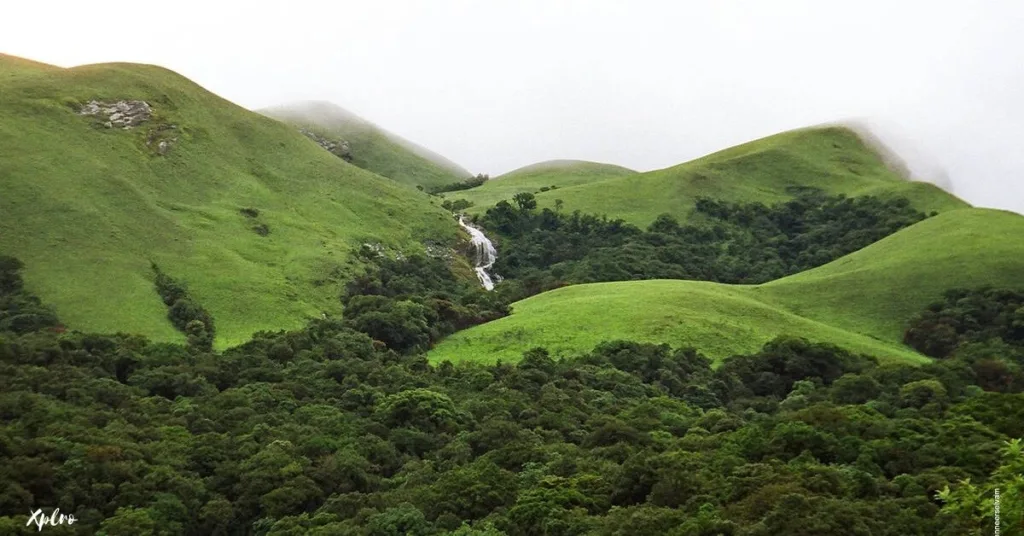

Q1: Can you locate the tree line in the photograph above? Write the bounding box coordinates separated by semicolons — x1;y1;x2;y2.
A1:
429;175;490;195
476;190;929;302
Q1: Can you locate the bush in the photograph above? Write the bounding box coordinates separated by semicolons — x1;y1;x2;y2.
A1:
152;264;215;351
430;174;489;194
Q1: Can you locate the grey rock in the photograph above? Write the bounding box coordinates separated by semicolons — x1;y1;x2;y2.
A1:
299;128;352;161
78;102;101;115
79;99;153;128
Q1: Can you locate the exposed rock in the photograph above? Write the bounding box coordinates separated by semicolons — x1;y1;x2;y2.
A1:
145;123;178;156
424;243;453;260
360;242;386;258
79;100;153;129
299;128;353;162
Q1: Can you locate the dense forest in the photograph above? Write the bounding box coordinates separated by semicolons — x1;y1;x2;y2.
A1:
1;246;1023;535
339;248;509;353
904;287;1024;359
476;190;929;301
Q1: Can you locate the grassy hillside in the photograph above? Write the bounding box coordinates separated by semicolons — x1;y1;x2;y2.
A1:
428;280;929;365
430;208;1024;365
754;208;1024;341
450;160;636;213
0;55;458;346
261;101;472;190
459;127;968;226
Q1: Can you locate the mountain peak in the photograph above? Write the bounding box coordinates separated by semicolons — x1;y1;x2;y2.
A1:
261;100;472;187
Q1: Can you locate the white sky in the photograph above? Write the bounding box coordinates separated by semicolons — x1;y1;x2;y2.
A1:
3;0;1023;213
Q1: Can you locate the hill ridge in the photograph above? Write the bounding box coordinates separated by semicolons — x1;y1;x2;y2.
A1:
455;126;968;224
498;159;636;177
261;100;472;189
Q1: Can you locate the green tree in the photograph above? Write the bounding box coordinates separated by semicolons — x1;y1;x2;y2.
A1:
513;192;538;212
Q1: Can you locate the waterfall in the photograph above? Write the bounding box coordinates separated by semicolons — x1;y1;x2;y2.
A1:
458;216;498;290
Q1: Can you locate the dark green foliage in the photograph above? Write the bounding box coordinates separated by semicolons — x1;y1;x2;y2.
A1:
441;199;474;212
0;294;1016;535
239;208;271;236
0;252;1017;534
340;251;509;353
903;287;1024;393
714;336;873;401
0;255;25;293
481;190;928;301
0;255;59;334
905;287;1024;358
430;174;489;194
152;264;215;351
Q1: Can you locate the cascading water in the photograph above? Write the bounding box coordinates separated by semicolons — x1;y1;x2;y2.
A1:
458;216;498;291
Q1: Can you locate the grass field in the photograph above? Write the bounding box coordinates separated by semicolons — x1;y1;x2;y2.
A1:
455;127;968;226
429;208;1024;365
755;207;1024;341
448;160;636;214
0;55;459;346
261;101;472;191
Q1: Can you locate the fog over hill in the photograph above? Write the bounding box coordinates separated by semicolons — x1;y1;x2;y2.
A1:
3;1;1022;213
261;100;472;178
841;120;957;194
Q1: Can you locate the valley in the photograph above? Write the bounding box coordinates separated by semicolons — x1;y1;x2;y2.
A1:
1;52;1022;535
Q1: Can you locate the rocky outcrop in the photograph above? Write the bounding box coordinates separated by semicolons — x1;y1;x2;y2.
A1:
78;100;178;155
299;129;353;162
145;124;179;156
79;100;153;129
424;242;453;260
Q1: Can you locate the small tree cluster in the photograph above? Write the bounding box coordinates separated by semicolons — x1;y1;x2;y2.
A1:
429;174;489;194
0;255;60;334
152;263;215;351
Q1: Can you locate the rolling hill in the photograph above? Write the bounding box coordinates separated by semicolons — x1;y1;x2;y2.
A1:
261;101;472;190
429;208;1024;365
753;207;1024;341
448;160;636;213
454;126;968;226
0;54;459;346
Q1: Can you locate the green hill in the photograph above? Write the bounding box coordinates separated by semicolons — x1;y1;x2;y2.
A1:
0;55;458;346
754;207;1024;341
458;127;968;226
450;160;636;212
427;280;930;365
261;101;472;190
429;208;1024;365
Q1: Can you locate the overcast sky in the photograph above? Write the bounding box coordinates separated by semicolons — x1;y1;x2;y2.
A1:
3;0;1022;213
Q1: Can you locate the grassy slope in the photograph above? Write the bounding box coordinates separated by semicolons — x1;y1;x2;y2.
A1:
449;160;636;213
0;55;458;346
458;127;967;226
429;208;1024;365
261;101;471;190
754;208;1024;341
429;280;930;365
